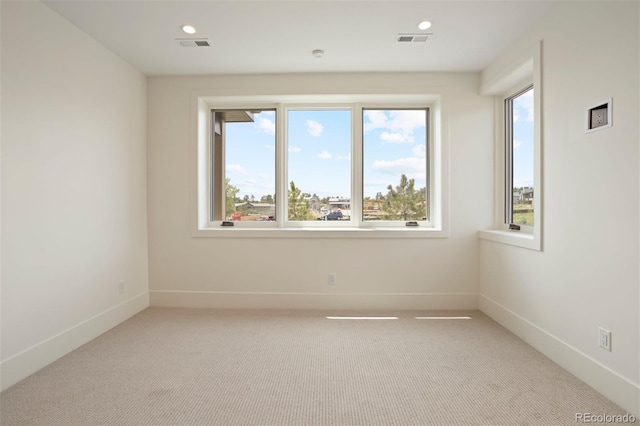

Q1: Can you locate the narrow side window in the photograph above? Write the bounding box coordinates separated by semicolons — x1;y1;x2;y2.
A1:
505;87;534;228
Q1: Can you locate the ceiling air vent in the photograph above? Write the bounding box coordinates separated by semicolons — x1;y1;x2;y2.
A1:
176;38;211;47
396;33;432;43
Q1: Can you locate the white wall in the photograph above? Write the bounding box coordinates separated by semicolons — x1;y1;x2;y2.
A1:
147;73;493;310
1;1;149;390
479;1;639;415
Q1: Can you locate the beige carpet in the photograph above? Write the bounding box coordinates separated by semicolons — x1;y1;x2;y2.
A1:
0;308;632;425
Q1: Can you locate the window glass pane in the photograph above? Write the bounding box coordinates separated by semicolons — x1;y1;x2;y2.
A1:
287;109;351;221
510;88;534;225
217;109;276;221
362;109;427;221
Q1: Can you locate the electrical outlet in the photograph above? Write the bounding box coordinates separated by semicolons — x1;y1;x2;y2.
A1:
586;100;612;132
591;108;607;127
328;273;337;285
599;327;611;351
119;281;126;294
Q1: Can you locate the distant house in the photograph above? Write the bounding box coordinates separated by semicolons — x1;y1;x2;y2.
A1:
513;192;520;205
235;202;276;215
328;197;350;211
513;188;534;204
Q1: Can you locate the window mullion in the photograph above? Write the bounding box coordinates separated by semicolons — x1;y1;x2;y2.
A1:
276;103;286;227
352;104;363;226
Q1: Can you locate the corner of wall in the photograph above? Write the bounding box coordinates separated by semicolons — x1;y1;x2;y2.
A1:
480;295;639;417
1;292;149;392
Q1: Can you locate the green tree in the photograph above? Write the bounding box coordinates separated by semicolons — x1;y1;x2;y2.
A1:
383;174;423;220
288;181;313;220
225;179;240;217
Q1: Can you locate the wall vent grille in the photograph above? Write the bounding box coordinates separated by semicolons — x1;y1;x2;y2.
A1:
176;38;211;47
396;33;432;43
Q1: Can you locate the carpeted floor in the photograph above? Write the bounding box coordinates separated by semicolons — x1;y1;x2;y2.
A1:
0;308;632;425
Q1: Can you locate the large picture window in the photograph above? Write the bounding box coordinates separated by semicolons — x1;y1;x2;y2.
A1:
193;95;445;237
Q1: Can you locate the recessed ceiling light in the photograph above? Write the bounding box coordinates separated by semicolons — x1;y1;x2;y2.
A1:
181;24;196;34
312;49;324;58
418;20;432;30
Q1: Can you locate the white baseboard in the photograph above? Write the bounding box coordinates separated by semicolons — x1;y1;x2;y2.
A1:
479;295;639;417
150;290;479;311
1;292;149;392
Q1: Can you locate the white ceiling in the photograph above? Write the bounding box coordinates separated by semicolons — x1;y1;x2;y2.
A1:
43;1;554;76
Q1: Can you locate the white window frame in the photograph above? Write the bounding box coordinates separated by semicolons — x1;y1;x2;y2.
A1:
478;41;542;250
191;94;448;239
504;84;534;233
359;104;433;229
206;105;279;229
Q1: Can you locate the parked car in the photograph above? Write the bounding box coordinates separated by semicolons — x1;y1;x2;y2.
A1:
318;211;343;220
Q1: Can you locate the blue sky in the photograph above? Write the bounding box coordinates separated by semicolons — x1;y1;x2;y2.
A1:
224;108;426;200
512;88;534;190
287;109;352;198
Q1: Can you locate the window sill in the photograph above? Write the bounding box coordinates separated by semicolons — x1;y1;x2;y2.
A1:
193;227;448;239
477;229;541;251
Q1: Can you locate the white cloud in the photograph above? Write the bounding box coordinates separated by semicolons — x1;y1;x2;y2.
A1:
317;151;332;160
264;144;274;151
391;110;427;131
255;117;275;134
364;179;396;189
513;89;534;123
337;153;351;161
364;110;426;132
372;157;426;176
412;144;426;158
513;139;522;149
380;132;413;144
226;164;248;175
364;110;426;144
306;119;324;137
288;146;302;153
363;110;389;131
245;178;257;185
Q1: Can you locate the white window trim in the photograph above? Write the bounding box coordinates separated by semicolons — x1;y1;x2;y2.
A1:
358;104;435;230
478;40;542;251
190;93;449;238
503;83;534;234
